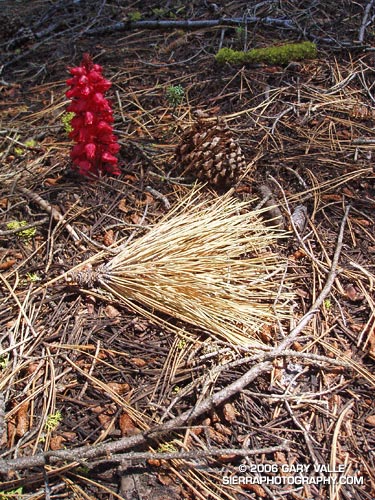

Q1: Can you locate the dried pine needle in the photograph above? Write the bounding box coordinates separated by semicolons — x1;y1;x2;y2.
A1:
68;190;294;347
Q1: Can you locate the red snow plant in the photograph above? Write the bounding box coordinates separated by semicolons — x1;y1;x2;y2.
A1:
66;54;120;177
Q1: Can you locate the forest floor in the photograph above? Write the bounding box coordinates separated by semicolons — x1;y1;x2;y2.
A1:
0;1;375;499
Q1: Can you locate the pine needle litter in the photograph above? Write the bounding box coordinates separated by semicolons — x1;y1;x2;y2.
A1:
67;190;294;347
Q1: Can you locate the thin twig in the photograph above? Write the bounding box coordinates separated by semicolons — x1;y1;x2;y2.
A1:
358;0;375;43
85;17;297;37
17;187;85;250
145;186;171;209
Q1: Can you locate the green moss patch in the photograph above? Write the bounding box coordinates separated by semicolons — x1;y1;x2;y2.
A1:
215;41;317;66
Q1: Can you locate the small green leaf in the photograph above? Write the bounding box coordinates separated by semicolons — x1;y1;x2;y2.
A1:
6;220;36;240
61;112;75;134
45;411;63;432
24;139;36;148
166;85;185;107
128;11;142;22
0;487;23;499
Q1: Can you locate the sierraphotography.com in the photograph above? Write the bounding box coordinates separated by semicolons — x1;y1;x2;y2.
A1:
223;475;364;486
223;462;364;486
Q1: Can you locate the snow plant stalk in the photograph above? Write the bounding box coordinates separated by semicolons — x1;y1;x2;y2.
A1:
66;54;120;176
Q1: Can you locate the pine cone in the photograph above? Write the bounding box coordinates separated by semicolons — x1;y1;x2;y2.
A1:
175;114;246;188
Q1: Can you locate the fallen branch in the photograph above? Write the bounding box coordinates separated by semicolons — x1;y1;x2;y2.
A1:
85;16;298;37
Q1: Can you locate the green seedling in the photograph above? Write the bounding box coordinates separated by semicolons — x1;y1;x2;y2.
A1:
0;487;23;499
158;441;178;453
26;272;41;282
6;220;36;240
166;85;184;107
128;11;142;22
324;299;332;310
176;339;187;350
152;7;167;17
45;411;63;432
235;26;246;43
61;112;75;134
0;354;9;370
14;139;37;155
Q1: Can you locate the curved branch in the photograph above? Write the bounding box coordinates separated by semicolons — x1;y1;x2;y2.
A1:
0;206;350;475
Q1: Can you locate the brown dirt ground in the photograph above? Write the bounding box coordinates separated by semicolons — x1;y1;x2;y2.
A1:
0;1;375;499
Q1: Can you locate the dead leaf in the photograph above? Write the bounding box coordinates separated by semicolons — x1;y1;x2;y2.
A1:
103;229;115;247
275;451;288;464
130;213;142;225
122;174;137;183
130;357;147;367
345;284;364;302
16;401;30;437
119;412;140;437
61;431;77;441
365;415;375;426
143;191;155;205
342;187;354;197
0;198;8;208
49;435;65;450
147;458;162;467
353;218;371;227
98;413;113;429
118;199;128;213
44;176;62;186
222;403;237;423
289;248;307;260
106;382;131;395
105;304;121;319
0;259;16;270
260;324;272;343
322;194;342;202
207;426;229;445
292;341;303;351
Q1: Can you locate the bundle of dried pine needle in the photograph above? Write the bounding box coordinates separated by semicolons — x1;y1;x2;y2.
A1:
67;190;294;347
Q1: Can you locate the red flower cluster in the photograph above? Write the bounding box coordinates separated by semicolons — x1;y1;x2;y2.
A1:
66;54;120;176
